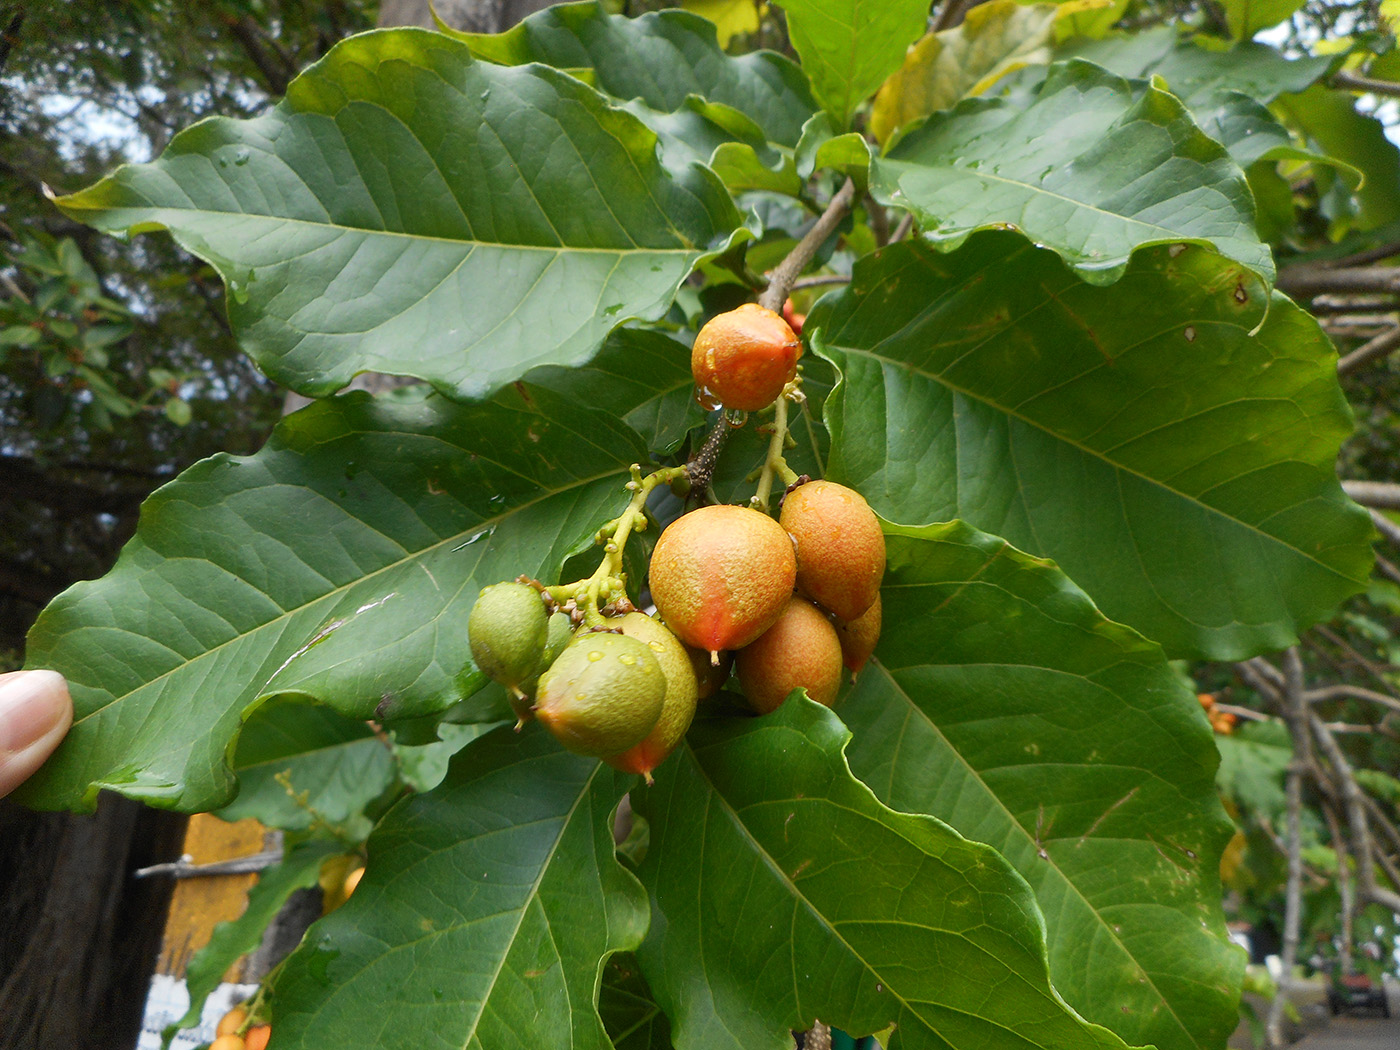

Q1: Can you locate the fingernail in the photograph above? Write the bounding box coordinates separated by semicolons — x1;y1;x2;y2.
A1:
0;670;71;754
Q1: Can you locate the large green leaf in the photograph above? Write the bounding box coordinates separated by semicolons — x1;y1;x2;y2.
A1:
870;0;1059;145
54;28;741;402
456;1;816;146
842;522;1243;1050
1062;27;1331;103
775;0;930;130
18;386;651;812
1062;30;1334;171
270;725;648;1050
213;696;396;833
813;234;1373;659
1218;0;1305;39
871;59;1274;286
634;698;1138;1050
525;326;703;455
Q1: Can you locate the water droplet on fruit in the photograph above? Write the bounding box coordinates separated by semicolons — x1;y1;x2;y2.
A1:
588;650;604;662
725;408;748;428
619;654;637;665
694;385;721;411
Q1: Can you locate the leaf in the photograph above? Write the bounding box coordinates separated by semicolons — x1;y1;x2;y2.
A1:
870;59;1275;287
681;0;761;48
1218;0;1306;39
634;698;1139;1050
525;326;703;455
1276;84;1400;233
811;234;1374;660
841;522;1244;1050
213;696;397;833
1064;27;1331;96
270;725;648;1050
600;954;673;1050
54;29;742;402
165;838;343;1043
775;0;930;130
17;385;651;813
1216;723;1291;819
870;0;1059;145
456;1;816;146
794;112;874;186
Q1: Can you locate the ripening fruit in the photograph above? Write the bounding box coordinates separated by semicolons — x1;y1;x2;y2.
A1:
343;866;364;898
216;1007;247;1038
692;303;802;411
516;611;576;725
244;1026;271;1050
780;480;885;622
535;632;666;757
649;504;797;659
468;582;547;698
602;614;700;781
781;298;806;337
736;597;844;713
209;1037;244;1050
834;593;881;677
688;644;733;700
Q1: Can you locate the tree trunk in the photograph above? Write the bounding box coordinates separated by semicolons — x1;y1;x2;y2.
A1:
0;796;187;1050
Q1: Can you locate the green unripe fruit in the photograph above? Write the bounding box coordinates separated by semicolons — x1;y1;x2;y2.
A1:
649;504;796;659
736;597;844;714
468;582;547;698
535;632;666;757
603;613;700;781
780;480;885;623
514;612;577;726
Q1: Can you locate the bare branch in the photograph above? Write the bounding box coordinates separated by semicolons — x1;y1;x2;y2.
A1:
790;274;851;291
1266;648;1308;1048
1307;683;1400;719
1312;241;1400;269
758;179;857;313
1337;324;1400;374
1278;266;1400;297
890;212;915;243
1333;70;1400;98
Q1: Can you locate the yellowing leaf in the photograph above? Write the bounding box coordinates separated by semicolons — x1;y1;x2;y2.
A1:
681;0;760;48
1053;0;1128;40
870;0;1058;145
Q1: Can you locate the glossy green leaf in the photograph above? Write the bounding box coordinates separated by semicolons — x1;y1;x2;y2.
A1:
795;112;873;186
214;696;396;833
456;1;816;146
871;59;1274;286
1276;84;1400;233
54;28;742;402
775;0;930;130
813;234;1373;659
634;698;1138;1050
1062;27;1332;102
271;725;648;1050
870;0;1059;145
842;523;1243;1050
166;838;343;1043
18;386;650;812
525;326;702;455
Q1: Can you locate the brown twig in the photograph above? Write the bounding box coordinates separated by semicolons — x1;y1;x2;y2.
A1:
1332;70;1400;98
1311;712;1400;914
758;179;857;313
1307;683;1400;719
1278;266;1400;298
790;274;851;291
890;211;915;243
1266;649;1308;1047
1337;325;1400;374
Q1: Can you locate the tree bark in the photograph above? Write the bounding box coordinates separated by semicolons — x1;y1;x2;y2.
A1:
0;796;187;1050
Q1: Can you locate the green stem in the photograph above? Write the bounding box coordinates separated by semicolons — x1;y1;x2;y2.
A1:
550;463;688;623
752;382;801;513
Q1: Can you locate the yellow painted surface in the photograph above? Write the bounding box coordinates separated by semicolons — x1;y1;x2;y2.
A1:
157;814;271;979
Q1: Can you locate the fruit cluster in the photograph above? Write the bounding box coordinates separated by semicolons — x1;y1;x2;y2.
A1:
210;1005;269;1050
465;303;887;781
1198;692;1238;735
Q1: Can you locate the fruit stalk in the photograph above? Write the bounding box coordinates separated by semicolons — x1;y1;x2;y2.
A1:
546;463;688;623
752;381;801;513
